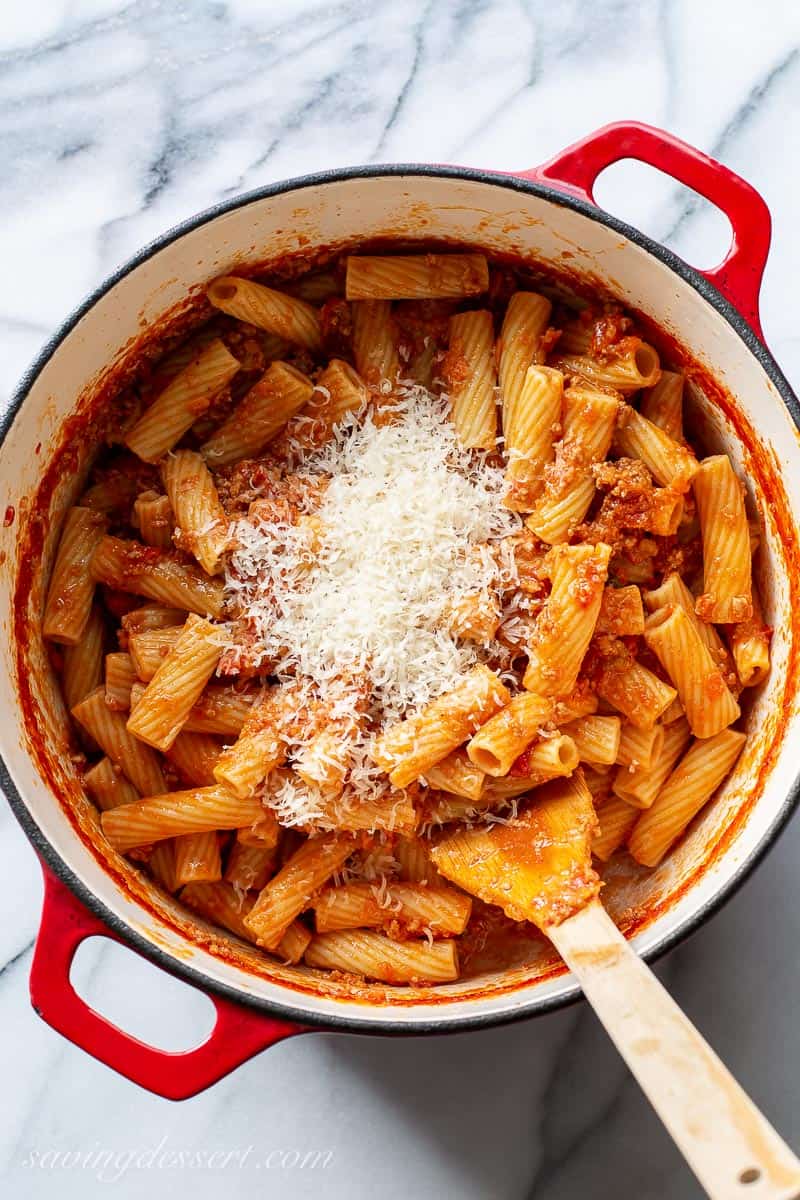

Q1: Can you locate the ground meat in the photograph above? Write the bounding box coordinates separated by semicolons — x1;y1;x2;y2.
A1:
572;304;633;359
320;297;353;360
577;457;658;549
394;299;454;366
217;458;327;517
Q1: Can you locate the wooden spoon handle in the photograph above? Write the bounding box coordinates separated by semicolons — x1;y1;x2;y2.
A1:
548;900;800;1200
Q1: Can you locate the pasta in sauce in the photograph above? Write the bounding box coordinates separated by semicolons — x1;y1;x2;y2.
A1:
45;250;769;986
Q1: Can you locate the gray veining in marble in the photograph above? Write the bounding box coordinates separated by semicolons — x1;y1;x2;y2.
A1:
1;2;800;1197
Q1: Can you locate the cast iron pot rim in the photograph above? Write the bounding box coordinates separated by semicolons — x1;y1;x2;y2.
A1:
2;163;799;1038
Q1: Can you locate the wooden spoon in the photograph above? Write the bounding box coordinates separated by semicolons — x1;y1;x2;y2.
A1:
430;775;800;1200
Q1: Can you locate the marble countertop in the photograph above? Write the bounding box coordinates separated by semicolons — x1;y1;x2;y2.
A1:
2;3;800;1197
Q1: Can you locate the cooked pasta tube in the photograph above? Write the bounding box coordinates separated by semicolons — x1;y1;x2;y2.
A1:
84;757;140;811
304;930;459;984
727;585;771;688
62;603;105;711
553;338;660;393
372;665;510;788
352;300;399;389
591;638;676;730
207;276;322;350
243;833;355;949
224;838;276;892
693;454;753;623
616;723;664;771
165;732;223;787
175;684;255;736
43;507;108;645
272;359;369;455
236;809;281;849
290;269;339;303
612;718;691;809
423;750;486;800
448;588;501;643
614;407;699;492
162;450;229;576
644;571;728;665
121;604;186;635
314;882;472;936
640;370;684;442
644;605;740;739
551;684;600;723
173;832;222;886
582;764;613;802
149;842;179;893
101;785;263;853
316;788;418;837
523;542;611;696
293;726;351;795
502;365;563;512
445;309;497;450
213;686;289;798
125;339;240;463
200;361;314;468
90;537;225;618
628;729;746;866
181;881;310;961
132;492;174;550
394;836;442;884
483;734;580;798
595;585;645;636
345;254;488;300
498;291;553;420
126;615;223;751
72;687;166;796
563;715;621;766
466;692;552;776
128;626;182;679
526;387;619;543
661;696;685;725
104;652;136;711
591;795;639;862
80;474;138;515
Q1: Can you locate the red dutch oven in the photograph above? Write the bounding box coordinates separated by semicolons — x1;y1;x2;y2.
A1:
2;121;799;1100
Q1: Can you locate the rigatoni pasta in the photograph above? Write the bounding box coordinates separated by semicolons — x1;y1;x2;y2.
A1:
643;604;739;739
125;339;240;463
162;451;228;576
346;253;488;300
207;276;322;350
352;300;399;389
445;309;497;450
126;614;223;751
498;291;553;420
502;365;562;512
91;536;225;617
523;541;611;696
526;386;619;543
45;250;761;986
43;507;107;644
200;361;314;468
614;407;699;491
628;729;746;867
693;454;753;623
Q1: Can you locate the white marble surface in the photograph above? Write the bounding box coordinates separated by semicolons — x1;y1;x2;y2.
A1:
1;2;800;1197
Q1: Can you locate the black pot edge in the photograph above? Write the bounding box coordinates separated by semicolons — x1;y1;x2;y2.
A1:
2;162;799;1039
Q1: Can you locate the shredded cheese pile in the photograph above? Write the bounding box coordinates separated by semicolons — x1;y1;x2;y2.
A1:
224;384;522;823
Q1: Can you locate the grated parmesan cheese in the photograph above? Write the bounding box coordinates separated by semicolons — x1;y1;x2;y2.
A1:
224;383;523;822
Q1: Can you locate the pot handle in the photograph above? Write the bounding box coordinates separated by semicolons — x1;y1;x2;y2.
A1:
30;866;307;1100
520;121;771;339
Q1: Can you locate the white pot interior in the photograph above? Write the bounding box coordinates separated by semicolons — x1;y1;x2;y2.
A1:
2;171;799;1029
